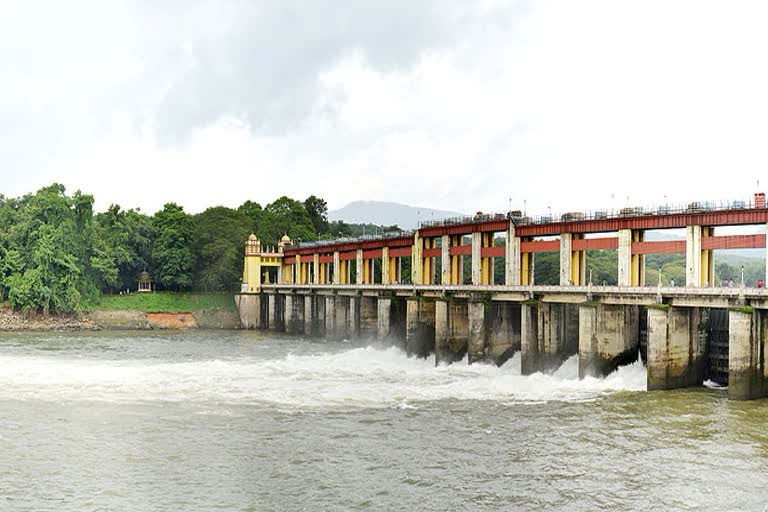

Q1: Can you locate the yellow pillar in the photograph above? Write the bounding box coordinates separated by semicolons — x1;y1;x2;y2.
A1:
481;232;493;285
520;237;533;286
412;232;424;285
422;237;434;285
244;234;262;292
630;230;645;286
388;256;397;284
450;235;461;285
382;247;391;284
570;233;586;286
700;227;714;287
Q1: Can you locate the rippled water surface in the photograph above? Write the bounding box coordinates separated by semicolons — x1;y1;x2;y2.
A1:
1;330;767;511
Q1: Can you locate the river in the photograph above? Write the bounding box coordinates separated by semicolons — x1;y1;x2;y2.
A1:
0;330;766;511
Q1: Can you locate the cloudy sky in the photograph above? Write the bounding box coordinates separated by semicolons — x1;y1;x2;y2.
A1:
2;0;768;216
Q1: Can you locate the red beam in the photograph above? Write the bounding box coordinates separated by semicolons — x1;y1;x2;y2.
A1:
363;249;382;259
521;240;560;253
572;237;618;251
318;255;333;264
389;247;412;258
449;245;472;256
284;256;296;265
632;241;686;254
339;251;356;261
703;234;766;250
423;247;441;258
419;219;509;238
481;246;505;258
517;208;768;237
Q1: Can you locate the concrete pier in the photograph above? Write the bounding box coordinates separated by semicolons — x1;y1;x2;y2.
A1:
728;309;767;400
646;307;706;390
435;298;469;365
359;296;378;339
285;294;304;334
325;295;338;340
406;297;435;358
578;304;639;378
377;296;391;340
235;294;260;329
521;302;578;375
268;294;285;332
304;294;316;337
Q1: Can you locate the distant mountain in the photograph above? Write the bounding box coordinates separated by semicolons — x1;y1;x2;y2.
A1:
329;201;464;230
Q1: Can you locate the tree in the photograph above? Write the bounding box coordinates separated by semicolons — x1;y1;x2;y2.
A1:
191;206;250;291
152;203;193;291
260;196;316;245
304;195;329;235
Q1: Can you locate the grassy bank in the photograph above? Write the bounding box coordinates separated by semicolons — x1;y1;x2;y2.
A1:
93;292;236;312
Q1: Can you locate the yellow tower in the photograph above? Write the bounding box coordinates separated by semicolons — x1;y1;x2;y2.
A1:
278;234;294;284
243;233;262;292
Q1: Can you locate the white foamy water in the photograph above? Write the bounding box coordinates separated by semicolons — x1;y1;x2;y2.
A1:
0;345;646;408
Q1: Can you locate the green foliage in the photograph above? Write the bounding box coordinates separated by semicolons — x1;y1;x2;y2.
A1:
152;203;194;291
95;291;235;312
304;195;329;236
191;206;250;291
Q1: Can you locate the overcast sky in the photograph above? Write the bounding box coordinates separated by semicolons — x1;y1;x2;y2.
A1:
2;0;768;216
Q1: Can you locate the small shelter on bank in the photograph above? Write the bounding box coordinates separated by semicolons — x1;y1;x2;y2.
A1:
138;271;153;293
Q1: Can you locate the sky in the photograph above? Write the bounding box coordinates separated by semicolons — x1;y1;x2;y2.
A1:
2;0;768;217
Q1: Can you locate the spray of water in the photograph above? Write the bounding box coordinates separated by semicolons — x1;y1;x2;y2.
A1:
0;346;647;408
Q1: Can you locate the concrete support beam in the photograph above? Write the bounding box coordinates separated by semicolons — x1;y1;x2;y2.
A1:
521;302;579;375
381;246;390;285
434;298;469;365
578;304;639;378
333;252;340;285
505;226;520;286
349;295;360;339
406;297;436;358
355;249;363;285
468;300;486;364
315;296;326;338
441;235;451;285
728;309;767;400
333;296;351;340
268;294;277;331
471;232;482;285
559;233;572;286
312;254;320;285
617;229;631;287
647;307;706;390
686;226;702;287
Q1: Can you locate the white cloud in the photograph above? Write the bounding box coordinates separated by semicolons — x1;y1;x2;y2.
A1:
3;0;768;220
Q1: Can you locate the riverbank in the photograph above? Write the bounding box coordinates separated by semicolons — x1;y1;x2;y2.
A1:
0;306;98;331
0;292;241;331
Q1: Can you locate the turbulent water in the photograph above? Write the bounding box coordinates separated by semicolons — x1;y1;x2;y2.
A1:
1;331;767;511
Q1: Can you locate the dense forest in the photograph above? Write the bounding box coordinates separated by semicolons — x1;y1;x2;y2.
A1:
0;184;764;314
0;184;354;313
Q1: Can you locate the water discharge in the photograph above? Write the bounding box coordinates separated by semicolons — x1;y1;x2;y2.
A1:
1;330;766;512
0;344;647;407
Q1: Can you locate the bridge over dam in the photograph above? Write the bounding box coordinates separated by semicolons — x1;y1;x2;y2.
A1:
235;197;768;401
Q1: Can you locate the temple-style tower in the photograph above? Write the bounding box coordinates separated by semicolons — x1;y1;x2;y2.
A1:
243;233;262;292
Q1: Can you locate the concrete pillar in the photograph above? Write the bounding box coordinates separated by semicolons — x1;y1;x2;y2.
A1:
325;295;337;340
487;302;521;365
468;299;485;364
685;225;702;287
349;295;360;339
285;294;304;334
235;294;260;329
268;294;276;330
312;254;320;285
333;296;351;340
355;249;363;285
359;296;378;338
617;229;631;287
471;232;482;285
434;298;469;365
406;297;435;358
381;246;390;285
728;309;767;400
333;252;340;285
304;294;315;336
505;226;520;286
578;304;639;378
521;302;579;375
412;233;423;285
441;235;451;285
559;233;572;286
377;296;391;340
315;296;326;338
646;306;706;390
